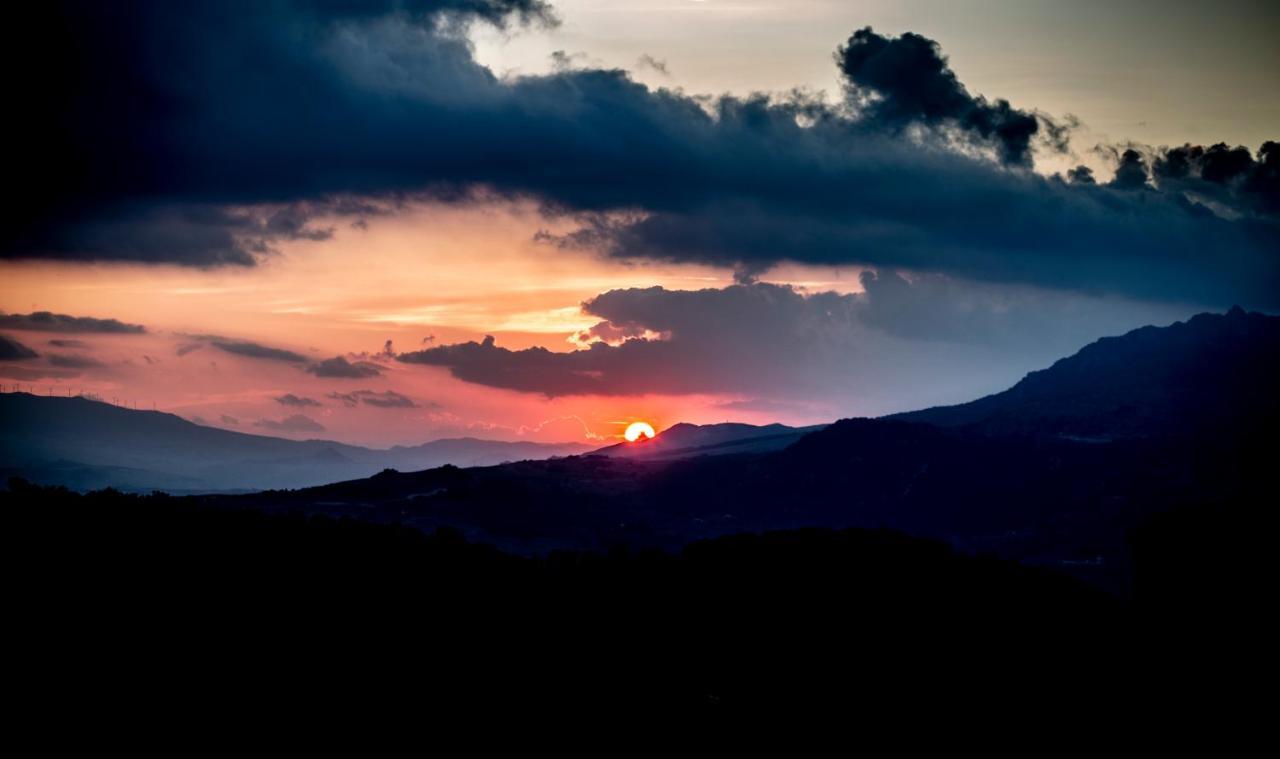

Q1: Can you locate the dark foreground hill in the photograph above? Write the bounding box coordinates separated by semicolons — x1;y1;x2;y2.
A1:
0;393;591;491
7;481;1266;721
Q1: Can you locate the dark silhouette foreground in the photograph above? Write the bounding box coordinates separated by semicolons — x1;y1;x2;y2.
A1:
5;480;1265;727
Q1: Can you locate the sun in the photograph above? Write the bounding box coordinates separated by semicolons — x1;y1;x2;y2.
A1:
624;421;656;442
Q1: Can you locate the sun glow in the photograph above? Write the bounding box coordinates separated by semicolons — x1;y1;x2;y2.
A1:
624;421;656;442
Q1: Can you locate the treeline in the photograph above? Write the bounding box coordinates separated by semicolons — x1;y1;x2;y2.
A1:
1;479;1260;718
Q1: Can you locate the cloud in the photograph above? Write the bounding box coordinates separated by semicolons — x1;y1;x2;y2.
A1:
0;335;39;361
0;312;146;334
398;279;1189;410
1151;141;1278;216
253;414;327;434
308;356;384;378
636;54;669;76
1108;148;1151;190
47;354;104;369
835;28;1050;166
181;335;309;363
220;414;239;426
275;393;323;408
5;4;1274;307
48;339;91;349
326;390;424;408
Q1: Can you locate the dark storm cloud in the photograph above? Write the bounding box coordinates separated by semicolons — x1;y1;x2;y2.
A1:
1152;141;1279;216
308;357;384;378
5;4;1277;307
835;27;1048;166
326;389;423;408
1109;149;1151;190
275;393;323;407
254;414;327;434
0;335;40;361
0;312;146;334
399;279;1189;399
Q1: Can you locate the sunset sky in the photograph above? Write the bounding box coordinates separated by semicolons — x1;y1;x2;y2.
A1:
2;0;1276;446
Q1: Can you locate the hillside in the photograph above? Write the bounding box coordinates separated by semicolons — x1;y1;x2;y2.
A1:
589;421;825;460
890;307;1280;439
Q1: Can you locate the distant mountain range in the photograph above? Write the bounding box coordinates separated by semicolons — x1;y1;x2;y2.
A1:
0;395;592;492
0;393;826;492
191;308;1276;592
4;308;1276;592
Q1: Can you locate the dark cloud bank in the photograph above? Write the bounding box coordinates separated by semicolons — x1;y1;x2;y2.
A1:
6;2;1276;307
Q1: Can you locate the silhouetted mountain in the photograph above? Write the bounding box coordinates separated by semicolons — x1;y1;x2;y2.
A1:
0;393;591;491
589;421;825;460
195;309;1275;593
891;306;1280;440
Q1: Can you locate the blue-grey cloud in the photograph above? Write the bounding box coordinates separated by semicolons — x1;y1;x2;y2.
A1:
275;393;323;408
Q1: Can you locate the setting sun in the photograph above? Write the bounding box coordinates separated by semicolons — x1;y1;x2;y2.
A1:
624;421;656;442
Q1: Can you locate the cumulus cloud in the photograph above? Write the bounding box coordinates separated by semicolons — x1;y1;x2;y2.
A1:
254;414;327;434
275;393;323;408
5;4;1275;307
836;27;1051;166
1151;141;1278;216
326;390;424;408
0;312;146;334
308;356;384;378
0;335;39;361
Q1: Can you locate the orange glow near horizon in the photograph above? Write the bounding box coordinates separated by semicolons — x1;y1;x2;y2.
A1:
0;200;856;447
624;421;656;442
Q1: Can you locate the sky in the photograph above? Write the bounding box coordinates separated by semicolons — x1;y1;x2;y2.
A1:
1;0;1276;446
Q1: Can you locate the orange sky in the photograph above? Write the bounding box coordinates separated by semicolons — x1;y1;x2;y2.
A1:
0;200;860;445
